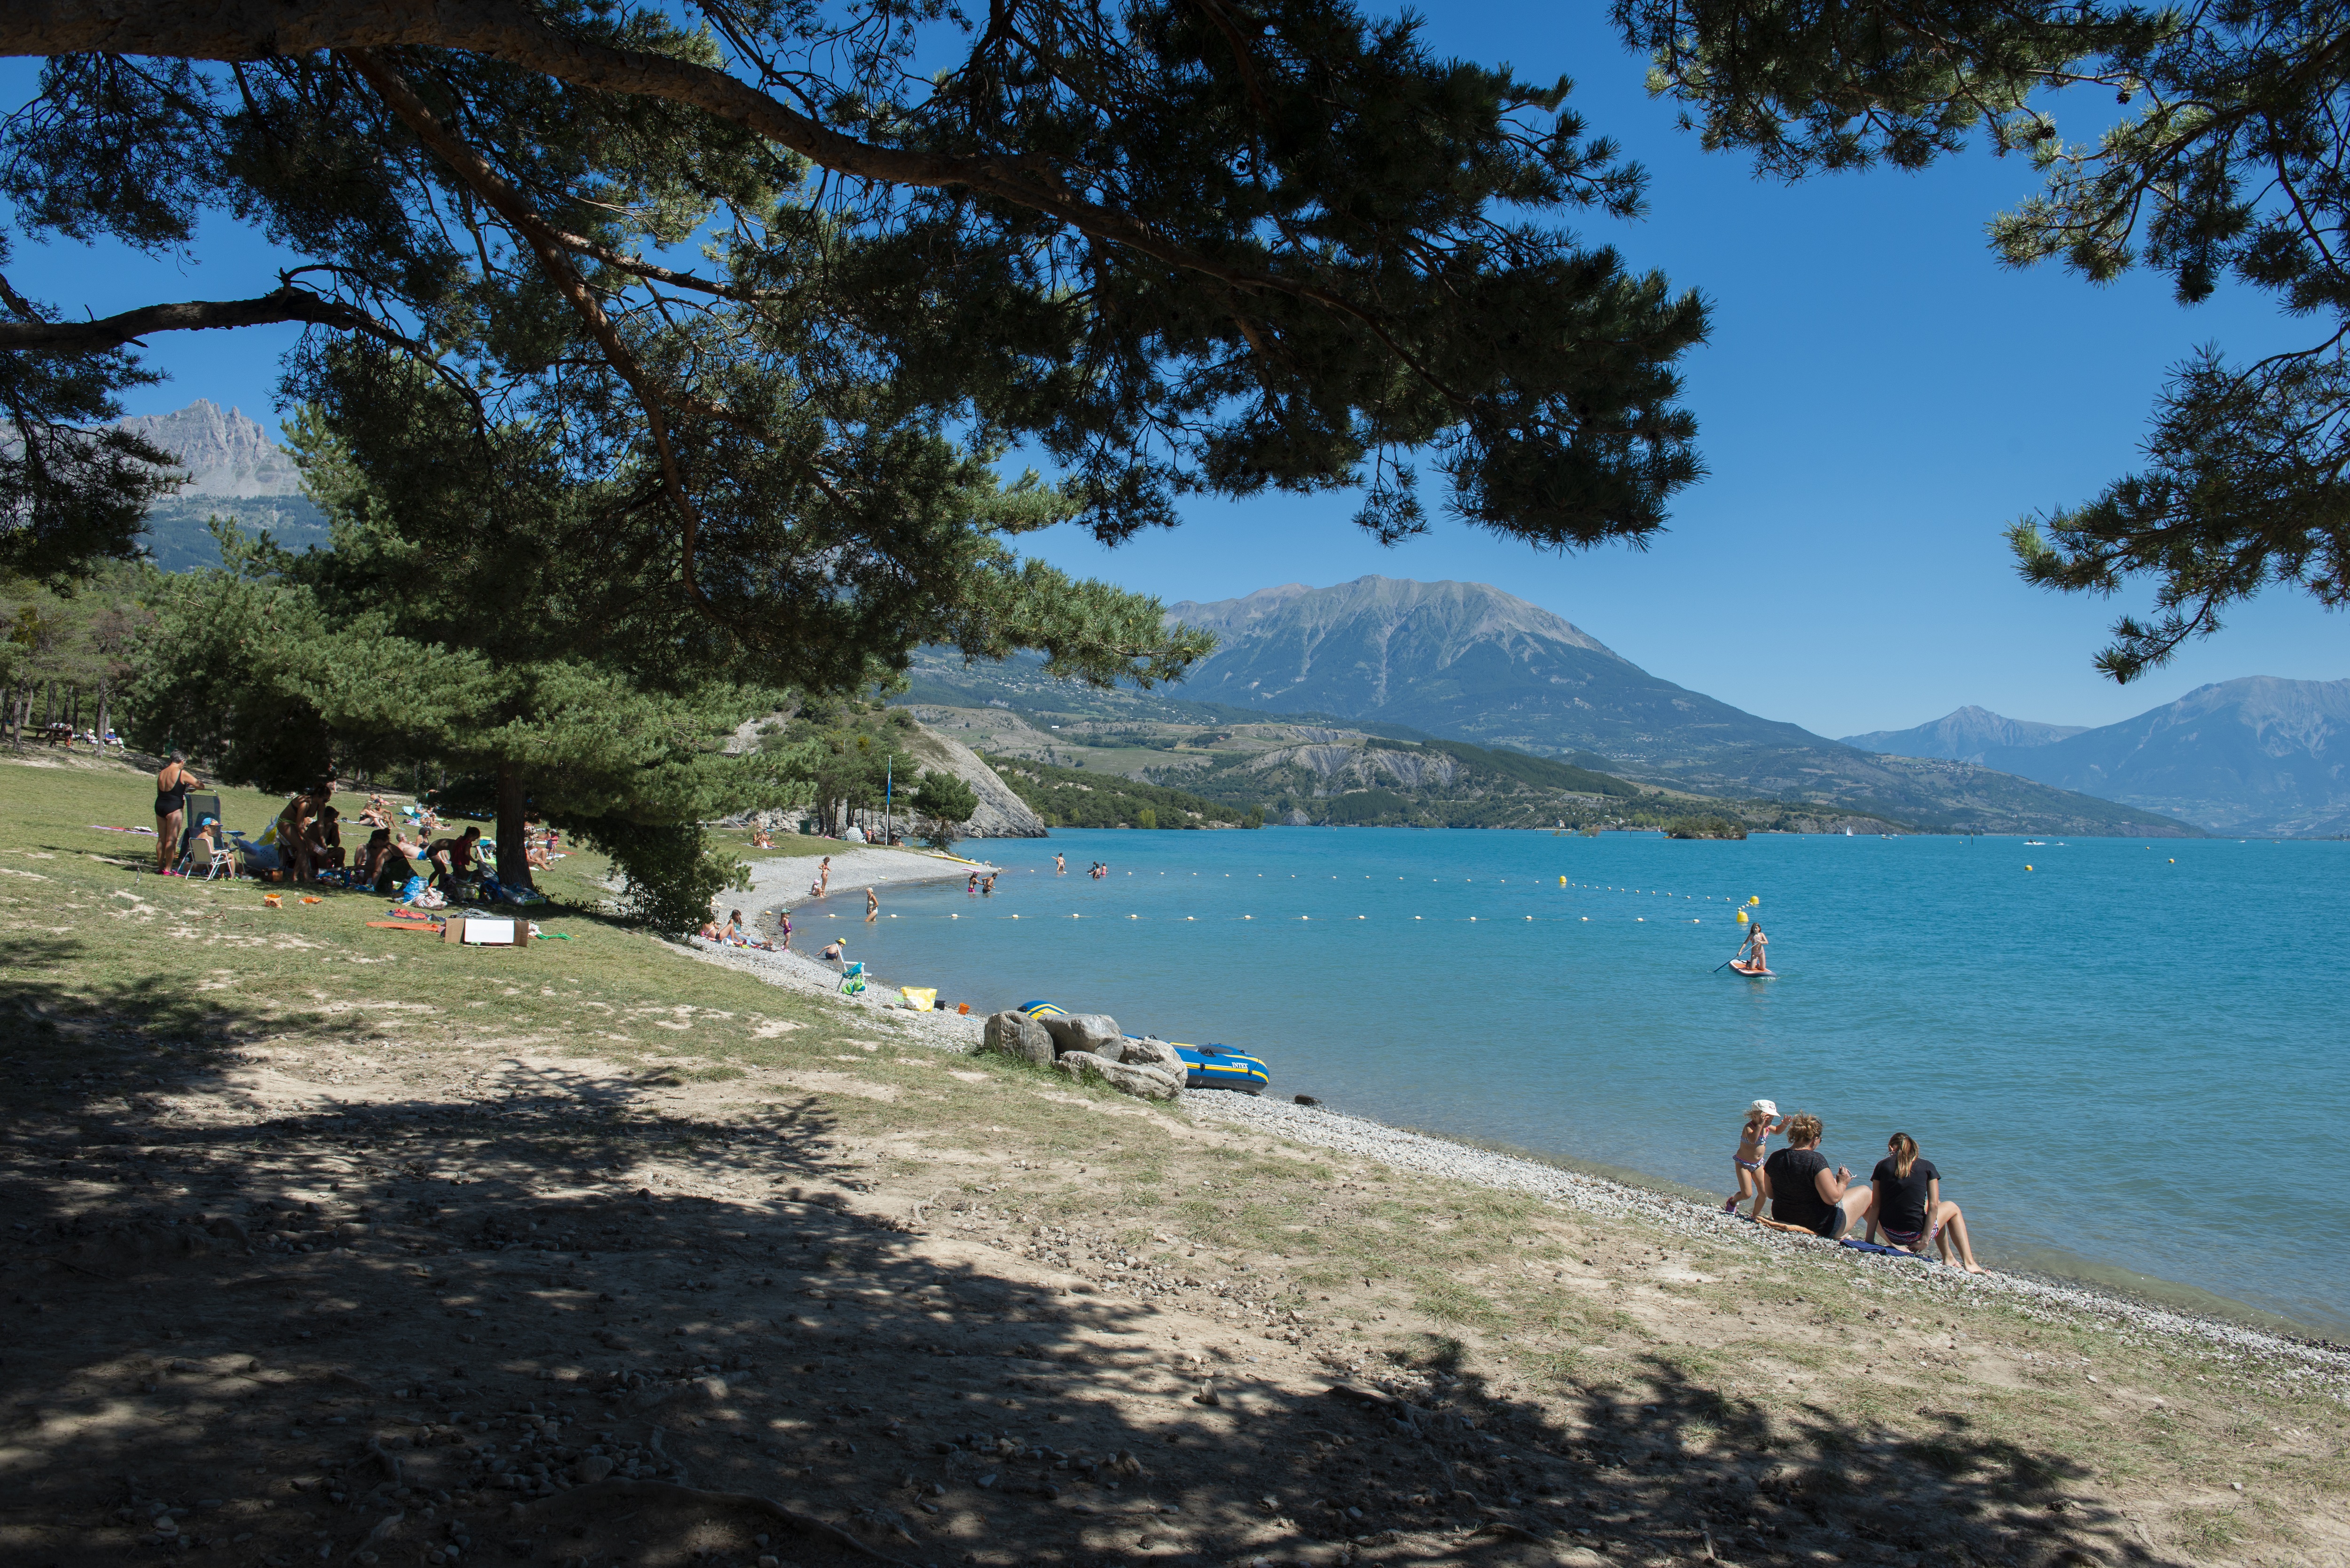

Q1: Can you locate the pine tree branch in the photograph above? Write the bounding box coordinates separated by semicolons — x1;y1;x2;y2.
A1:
4;0;1470;407
0;288;420;354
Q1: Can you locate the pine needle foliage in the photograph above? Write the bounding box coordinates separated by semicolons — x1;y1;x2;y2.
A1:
1616;0;2350;678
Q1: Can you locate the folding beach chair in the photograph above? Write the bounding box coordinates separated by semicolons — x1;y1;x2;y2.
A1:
162;794;225;875
838;961;867;996
185;832;233;881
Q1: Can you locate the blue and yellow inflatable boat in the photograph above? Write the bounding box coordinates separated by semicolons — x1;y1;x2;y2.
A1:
1018;1001;1269;1094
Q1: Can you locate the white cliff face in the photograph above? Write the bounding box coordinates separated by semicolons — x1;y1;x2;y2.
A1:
117;400;306;497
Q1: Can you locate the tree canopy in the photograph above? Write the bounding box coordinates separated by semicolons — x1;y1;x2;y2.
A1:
1614;0;2350;679
1;0;1710;637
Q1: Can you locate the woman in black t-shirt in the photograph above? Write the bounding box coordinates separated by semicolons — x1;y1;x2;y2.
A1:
1758;1113;1872;1240
1865;1133;1985;1272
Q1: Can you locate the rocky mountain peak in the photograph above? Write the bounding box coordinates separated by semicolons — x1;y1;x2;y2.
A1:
116;399;305;498
1165;575;1624;662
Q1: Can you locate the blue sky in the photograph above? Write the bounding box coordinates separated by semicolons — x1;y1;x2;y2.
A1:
5;10;2343;738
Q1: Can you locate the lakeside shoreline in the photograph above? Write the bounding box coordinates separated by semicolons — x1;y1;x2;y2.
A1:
674;892;2350;1378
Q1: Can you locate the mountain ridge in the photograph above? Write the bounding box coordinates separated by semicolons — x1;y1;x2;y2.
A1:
1842;705;2089;760
1144;578;2193;835
1848;680;2350;835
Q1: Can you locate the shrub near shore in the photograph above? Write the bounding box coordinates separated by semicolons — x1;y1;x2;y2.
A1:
3;748;2344;1567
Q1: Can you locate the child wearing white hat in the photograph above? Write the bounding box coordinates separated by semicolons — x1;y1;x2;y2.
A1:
1725;1098;1788;1218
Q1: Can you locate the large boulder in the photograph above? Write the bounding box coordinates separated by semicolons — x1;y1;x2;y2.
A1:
1038;1013;1122;1057
1053;1051;1181;1102
1120;1036;1185;1075
982;1011;1056;1067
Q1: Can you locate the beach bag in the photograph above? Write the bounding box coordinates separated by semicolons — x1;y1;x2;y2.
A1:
900;987;937;1012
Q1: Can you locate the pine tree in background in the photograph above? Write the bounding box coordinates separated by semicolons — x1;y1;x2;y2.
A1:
912;770;980;850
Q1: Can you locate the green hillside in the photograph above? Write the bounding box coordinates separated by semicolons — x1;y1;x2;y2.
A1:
948;708;1912;834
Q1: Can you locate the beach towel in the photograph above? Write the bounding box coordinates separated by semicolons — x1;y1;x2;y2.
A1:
900;987;938;1011
1838;1239;1931;1262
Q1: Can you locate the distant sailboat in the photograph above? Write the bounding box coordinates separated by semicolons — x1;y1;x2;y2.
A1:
1844;827;1853;837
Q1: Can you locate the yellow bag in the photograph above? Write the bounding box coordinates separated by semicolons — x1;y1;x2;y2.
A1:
899;987;937;1012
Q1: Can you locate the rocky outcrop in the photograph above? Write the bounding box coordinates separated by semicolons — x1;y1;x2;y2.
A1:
982;1010;1185;1101
1053;1051;1181;1101
982;1011;1056;1067
904;724;1048;839
1118;1036;1184;1075
1037;1012;1123;1057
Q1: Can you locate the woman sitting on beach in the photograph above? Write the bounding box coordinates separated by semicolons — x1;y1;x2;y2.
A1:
360;828;416;894
1865;1133;1986;1272
1757;1113;1872;1241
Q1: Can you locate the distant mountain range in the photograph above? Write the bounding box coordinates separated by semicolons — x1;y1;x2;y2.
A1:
118;400;329;569
910;576;2198;836
1845;679;2350;836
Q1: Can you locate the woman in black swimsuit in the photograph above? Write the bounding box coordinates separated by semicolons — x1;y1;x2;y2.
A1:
153;752;201;875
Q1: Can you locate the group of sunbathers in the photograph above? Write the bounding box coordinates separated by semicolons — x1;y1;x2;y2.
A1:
1727;1099;1985;1271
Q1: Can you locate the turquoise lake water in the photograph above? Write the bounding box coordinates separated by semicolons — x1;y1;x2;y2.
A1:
783;827;2349;1338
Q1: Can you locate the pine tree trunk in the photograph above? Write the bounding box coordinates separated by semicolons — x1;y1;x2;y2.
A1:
95;684;110;749
495;761;534;889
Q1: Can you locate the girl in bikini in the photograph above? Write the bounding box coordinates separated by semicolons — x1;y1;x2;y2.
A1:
1725;1098;1787;1216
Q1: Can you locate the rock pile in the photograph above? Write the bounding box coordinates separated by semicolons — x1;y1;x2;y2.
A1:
981;1011;1183;1101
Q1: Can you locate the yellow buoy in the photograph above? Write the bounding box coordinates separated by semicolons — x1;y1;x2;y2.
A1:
2025;865;2033;871
1736;909;1748;924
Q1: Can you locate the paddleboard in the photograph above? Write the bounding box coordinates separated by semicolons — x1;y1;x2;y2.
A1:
1728;962;1775;978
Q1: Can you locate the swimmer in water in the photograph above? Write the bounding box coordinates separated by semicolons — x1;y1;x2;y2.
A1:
1055;852;1066;875
865;886;879;922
